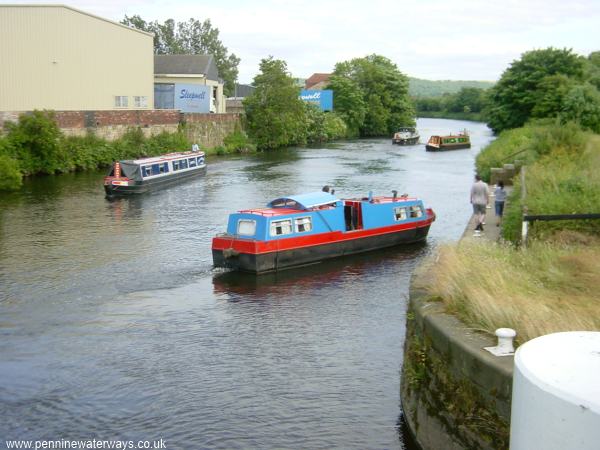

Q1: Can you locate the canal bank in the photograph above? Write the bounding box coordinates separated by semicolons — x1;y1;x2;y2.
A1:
401;198;514;450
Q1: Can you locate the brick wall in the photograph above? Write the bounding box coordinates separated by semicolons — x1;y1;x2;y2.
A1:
0;110;241;148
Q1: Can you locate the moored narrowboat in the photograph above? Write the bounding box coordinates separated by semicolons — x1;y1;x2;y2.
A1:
425;130;471;151
212;190;435;273
104;150;206;197
392;127;420;145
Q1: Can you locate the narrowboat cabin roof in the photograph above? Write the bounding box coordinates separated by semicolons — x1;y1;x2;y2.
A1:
124;151;203;165
267;192;340;209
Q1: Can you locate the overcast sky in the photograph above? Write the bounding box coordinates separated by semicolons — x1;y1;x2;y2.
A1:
5;0;600;83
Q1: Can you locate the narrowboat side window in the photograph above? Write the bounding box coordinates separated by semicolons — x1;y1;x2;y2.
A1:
173;160;180;171
180;159;188;170
142;166;152;177
151;164;161;175
394;207;407;221
409;205;423;218
237;219;257;236
159;162;169;174
270;219;293;236
295;216;313;233
197;156;204;165
189;158;197;167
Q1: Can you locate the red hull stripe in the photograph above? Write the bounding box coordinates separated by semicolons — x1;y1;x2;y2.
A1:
212;212;435;255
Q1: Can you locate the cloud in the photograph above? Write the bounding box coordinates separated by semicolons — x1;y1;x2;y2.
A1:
6;0;599;82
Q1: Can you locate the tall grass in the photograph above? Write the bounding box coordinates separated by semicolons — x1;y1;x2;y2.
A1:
427;237;600;343
501;134;600;241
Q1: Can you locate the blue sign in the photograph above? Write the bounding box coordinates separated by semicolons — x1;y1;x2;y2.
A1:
174;83;211;113
299;89;333;111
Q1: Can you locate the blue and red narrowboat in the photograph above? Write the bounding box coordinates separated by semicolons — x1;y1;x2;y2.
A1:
212;190;436;273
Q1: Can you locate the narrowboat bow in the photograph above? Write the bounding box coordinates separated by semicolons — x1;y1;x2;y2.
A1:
104;150;206;197
212;191;435;273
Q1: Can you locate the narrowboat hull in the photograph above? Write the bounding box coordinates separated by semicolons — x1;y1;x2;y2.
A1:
213;217;433;273
393;137;420;145
104;165;206;197
425;143;471;152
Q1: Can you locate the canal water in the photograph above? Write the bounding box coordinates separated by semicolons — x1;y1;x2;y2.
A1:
0;118;493;449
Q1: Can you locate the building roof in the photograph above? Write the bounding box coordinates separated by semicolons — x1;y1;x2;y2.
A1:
154;54;219;81
267;192;340;210
305;73;331;89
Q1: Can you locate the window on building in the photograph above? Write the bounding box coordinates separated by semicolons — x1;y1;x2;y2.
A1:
295;217;313;233
237;220;257;236
270;219;293;236
134;96;148;108
114;96;128;108
394;207;407;221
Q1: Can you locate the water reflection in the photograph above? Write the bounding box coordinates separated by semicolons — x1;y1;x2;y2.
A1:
213;243;429;298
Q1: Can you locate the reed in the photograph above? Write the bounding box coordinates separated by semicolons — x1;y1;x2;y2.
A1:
427;236;600;343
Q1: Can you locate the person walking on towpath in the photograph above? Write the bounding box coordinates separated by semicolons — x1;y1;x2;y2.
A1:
470;174;489;232
494;180;507;227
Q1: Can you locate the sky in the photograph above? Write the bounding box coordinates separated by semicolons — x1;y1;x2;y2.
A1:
4;0;600;83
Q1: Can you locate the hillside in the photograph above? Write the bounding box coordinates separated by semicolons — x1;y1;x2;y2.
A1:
409;77;495;97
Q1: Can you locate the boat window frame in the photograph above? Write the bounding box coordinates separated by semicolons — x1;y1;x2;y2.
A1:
180;159;188;170
141;166;152;178
197;156;204;165
409;205;423;218
294;216;313;233
394;207;407;221
188;158;197;168
237;219;257;237
270;218;293;237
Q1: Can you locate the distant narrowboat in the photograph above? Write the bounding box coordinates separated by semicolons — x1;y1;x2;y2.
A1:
425;131;471;151
212;190;435;273
104;151;206;197
392;127;420;145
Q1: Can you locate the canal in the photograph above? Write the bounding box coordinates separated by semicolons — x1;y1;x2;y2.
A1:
0;118;494;449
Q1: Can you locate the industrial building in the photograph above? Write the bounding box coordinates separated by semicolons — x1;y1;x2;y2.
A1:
0;4;154;111
154;54;226;114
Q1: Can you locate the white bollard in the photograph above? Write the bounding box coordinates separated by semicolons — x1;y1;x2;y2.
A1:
484;328;516;356
510;332;600;450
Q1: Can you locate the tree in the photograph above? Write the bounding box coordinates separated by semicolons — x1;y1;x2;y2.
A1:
486;48;585;133
122;15;240;96
326;75;366;136
243;57;307;150
332;55;414;137
561;83;600;133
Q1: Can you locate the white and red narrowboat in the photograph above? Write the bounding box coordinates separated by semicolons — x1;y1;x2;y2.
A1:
103;150;206;197
212;190;436;273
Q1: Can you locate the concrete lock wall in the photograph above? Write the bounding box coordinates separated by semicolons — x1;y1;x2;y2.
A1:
400;263;514;450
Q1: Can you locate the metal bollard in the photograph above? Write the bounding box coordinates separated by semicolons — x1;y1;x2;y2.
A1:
484;328;517;356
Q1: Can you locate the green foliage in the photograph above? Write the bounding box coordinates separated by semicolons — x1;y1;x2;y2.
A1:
414;87;489;120
243;57;308;150
326;75;366;136
408;77;494;97
222;129;256;153
0;152;22;191
476;121;598;242
332;54;415;137
4;110;65;175
302;105;348;144
486;48;586;133
0;111;195;190
561;83;600;133
122;15;240;96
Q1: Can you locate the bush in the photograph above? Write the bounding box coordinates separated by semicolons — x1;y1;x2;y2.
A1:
0;153;22;190
4;110;65;175
223;129;256;153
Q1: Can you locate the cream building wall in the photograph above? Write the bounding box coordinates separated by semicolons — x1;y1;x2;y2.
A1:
154;75;226;114
0;5;154;111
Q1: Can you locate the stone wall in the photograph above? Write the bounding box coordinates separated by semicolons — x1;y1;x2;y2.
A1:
182;113;241;149
0;110;242;148
401;262;514;450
